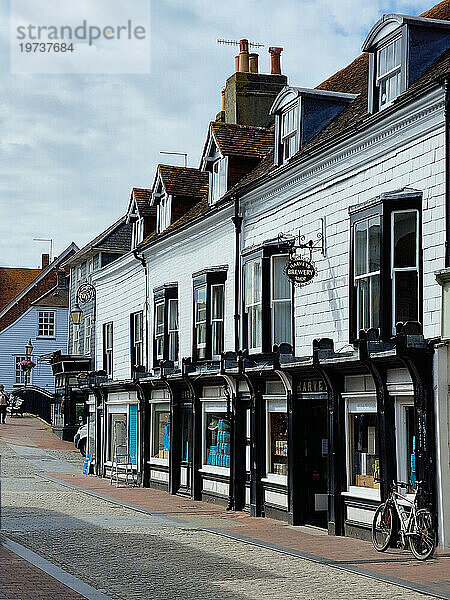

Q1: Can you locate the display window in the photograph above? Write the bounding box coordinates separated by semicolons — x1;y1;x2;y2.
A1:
265;398;288;482
203;403;230;469
348;409;379;489
151;403;170;462
87;409;96;456
396;399;417;493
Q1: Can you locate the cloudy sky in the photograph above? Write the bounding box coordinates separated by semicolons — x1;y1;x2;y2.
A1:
0;0;433;268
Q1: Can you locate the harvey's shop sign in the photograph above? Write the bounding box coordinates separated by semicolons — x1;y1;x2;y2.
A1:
285;255;317;287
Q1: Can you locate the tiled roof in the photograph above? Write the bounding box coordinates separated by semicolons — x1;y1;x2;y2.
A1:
32;287;69;308
158;165;209;199
132;188;155;217
0;267;41;312
211;122;274;158
63;215;131;266
225;1;450;198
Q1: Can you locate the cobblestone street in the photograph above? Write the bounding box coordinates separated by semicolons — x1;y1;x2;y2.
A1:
0;419;449;600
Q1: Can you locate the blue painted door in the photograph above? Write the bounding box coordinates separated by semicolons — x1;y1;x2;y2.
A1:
129;404;138;465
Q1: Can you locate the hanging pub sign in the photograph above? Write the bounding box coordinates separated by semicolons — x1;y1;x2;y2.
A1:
285;255;317;287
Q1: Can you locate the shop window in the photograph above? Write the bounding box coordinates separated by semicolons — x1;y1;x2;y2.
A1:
130;311;144;372
181;409;192;462
87;410;96;456
38;311;55;337
350;195;421;341
192;271;226;361
243;243;293;354
109;413;127;461
267;405;288;478
151;404;170;461
348;411;379;489
205;412;230;468
153;285;178;366
396;401;417;493
103;322;113;377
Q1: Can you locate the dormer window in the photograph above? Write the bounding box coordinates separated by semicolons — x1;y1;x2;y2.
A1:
157;195;172;232
281;104;298;162
211;157;228;204
131;215;144;249
377;36;402;109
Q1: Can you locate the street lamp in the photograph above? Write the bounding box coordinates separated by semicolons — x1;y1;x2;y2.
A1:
70;302;83;325
71;282;96;325
24;338;33;387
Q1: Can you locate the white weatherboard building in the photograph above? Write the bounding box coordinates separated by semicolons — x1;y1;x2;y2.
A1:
81;5;450;548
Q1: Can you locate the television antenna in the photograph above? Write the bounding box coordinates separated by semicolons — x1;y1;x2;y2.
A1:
217;39;264;48
33;238;53;263
160;151;188;168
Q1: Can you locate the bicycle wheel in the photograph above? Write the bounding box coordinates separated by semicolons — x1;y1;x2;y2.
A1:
409;508;436;560
372;502;393;551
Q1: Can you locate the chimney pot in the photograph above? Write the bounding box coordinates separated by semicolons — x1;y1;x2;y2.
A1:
269;46;283;75
41;253;50;269
239;38;249;53
235;55;240;72
238;38;250;72
249;53;259;73
221;89;226;110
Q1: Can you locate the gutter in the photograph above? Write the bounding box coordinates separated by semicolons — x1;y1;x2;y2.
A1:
444;76;450;267
133;249;149;372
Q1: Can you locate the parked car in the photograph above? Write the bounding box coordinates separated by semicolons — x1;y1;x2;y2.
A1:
74;423;88;456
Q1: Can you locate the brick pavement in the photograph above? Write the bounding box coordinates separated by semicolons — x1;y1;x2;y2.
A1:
0;546;86;600
0;417;76;452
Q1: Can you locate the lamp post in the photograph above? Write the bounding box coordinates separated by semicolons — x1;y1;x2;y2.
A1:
24;338;33;387
71;282;96;325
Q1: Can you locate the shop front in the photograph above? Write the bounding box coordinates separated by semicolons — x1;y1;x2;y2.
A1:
147;388;171;490
104;390;139;481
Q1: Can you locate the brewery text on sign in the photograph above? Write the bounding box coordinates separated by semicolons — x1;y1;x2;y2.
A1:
285;255;317;286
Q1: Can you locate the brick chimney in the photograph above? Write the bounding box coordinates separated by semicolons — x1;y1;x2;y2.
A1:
41;253;50;269
221;39;288;128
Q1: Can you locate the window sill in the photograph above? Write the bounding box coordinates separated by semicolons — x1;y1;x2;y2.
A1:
261;474;288;486
199;465;230;477
36;336;56;340
342;486;381;501
149;457;169;466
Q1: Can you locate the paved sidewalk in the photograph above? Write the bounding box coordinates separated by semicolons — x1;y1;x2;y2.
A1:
0;416;76;452
0;546;87;600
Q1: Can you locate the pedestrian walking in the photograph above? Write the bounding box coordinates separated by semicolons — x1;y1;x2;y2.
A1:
0;384;9;423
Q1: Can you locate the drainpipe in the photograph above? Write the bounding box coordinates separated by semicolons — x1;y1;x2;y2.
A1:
445;76;450;267
231;196;243;352
133;250;149;371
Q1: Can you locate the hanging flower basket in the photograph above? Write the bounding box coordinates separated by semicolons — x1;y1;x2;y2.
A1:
20;359;36;373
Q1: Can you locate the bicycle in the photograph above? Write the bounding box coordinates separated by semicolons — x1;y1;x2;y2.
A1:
372;480;436;560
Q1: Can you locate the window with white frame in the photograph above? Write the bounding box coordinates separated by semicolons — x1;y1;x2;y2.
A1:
211;157;228;204
194;286;207;360
151;403;170;462
391;210;419;330
155;302;165;361
203;401;230;469
377;37;402;109
354;216;381;332
103;322;113;377
347;400;379;490
266;398;288;480
244;258;262;352
131;311;143;368
281;104;298;162
84;315;92;355
38;311;55;337
211;284;224;359
73;325;81;355
14;356;27;385
157;195;171;232
395;399;417;493
168;299;179;362
271;255;292;346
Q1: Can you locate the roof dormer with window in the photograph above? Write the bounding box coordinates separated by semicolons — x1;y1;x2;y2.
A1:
363;14;450;113
126;188;156;249
270;87;356;166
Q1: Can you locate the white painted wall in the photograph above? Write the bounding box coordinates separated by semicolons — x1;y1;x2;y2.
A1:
241;86;445;355
93;254;146;381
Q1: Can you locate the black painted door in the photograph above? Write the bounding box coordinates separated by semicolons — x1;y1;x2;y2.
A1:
304;401;328;527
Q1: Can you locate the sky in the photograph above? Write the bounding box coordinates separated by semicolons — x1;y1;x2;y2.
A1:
0;0;433;268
